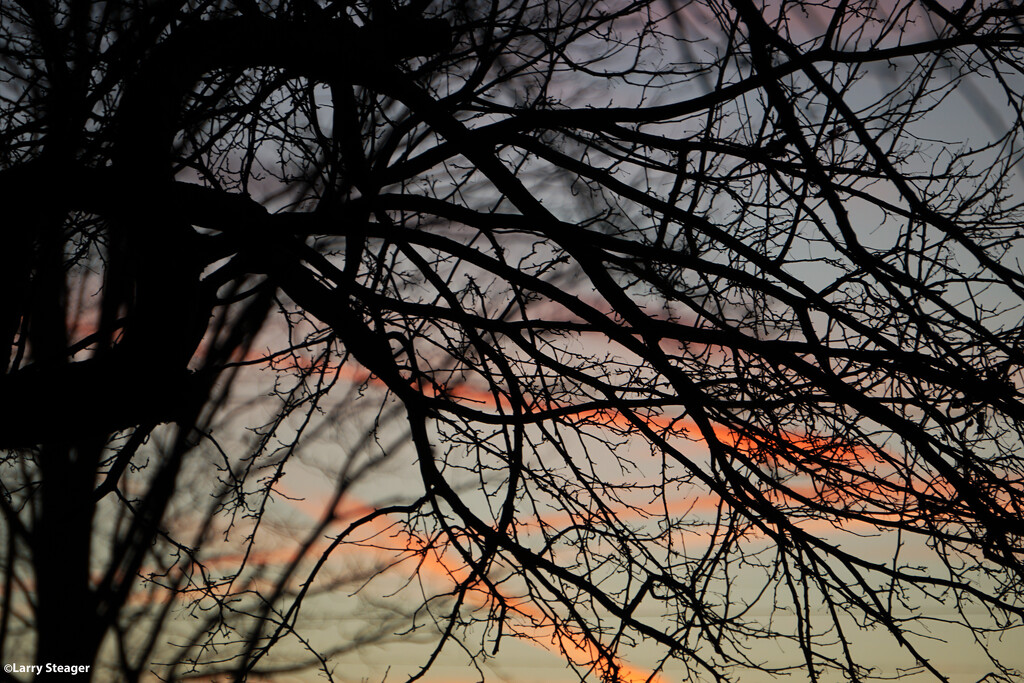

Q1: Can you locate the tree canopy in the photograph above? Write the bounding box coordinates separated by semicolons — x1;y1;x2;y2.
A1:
2;0;1024;680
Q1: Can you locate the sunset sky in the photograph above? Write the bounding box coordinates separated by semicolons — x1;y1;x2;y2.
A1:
5;0;1024;680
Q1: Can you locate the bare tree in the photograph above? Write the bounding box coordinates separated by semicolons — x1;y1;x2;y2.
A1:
2;0;1024;680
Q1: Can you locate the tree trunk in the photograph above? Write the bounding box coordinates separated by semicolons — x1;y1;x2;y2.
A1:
33;442;100;680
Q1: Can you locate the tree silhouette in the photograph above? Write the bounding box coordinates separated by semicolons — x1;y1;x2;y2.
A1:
2;0;1024;680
